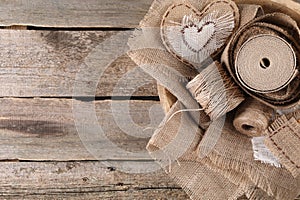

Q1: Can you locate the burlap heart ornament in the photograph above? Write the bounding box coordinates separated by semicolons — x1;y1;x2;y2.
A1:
161;0;239;67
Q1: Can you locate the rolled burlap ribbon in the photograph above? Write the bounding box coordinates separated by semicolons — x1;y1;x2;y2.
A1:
235;34;297;93
222;12;300;109
233;98;274;137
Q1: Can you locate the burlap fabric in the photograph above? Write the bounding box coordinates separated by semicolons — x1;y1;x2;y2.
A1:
147;101;274;200
128;0;300;199
264;112;300;178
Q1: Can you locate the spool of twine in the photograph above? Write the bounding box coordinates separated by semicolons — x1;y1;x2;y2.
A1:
233;98;274;137
187;62;245;120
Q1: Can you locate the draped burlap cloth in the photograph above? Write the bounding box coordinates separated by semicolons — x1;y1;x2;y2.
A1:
128;0;300;199
264;112;300;178
147;101;274;200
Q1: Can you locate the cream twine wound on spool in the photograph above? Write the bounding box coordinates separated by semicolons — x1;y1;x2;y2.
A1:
187;62;245;120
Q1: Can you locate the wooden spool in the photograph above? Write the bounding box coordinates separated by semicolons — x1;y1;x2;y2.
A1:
158;0;300;113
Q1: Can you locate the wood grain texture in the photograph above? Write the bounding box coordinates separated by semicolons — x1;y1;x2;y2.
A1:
0;30;157;97
0;0;152;28
0;98;164;161
0;0;297;29
0;161;189;199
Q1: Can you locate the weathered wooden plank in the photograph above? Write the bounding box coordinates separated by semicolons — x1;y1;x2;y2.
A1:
0;0;152;28
2;191;187;200
0;30;157;97
0;98;164;161
0;0;298;29
0;161;189;199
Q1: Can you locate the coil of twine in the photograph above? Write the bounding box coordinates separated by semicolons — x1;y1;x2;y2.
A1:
233;98;274;137
187;61;244;120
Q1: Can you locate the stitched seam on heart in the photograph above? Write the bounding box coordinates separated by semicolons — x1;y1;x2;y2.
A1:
161;0;238;66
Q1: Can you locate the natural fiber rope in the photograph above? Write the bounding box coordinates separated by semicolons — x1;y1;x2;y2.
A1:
233;97;274;137
187;61;244;120
235;34;297;93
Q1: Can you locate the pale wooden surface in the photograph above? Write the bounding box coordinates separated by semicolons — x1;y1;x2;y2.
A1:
0;0;174;198
1;0;298;199
0;98;164;161
0;0;152;28
0;30;156;97
0;161;189;199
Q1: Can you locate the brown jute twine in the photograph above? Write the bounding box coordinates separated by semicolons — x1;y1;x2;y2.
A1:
233;98;274;137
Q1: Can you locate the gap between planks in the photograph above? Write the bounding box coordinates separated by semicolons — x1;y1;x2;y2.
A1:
0;98;165;161
0;0;298;29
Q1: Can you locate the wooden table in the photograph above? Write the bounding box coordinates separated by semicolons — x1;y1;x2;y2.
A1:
0;0;189;199
1;1;299;199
